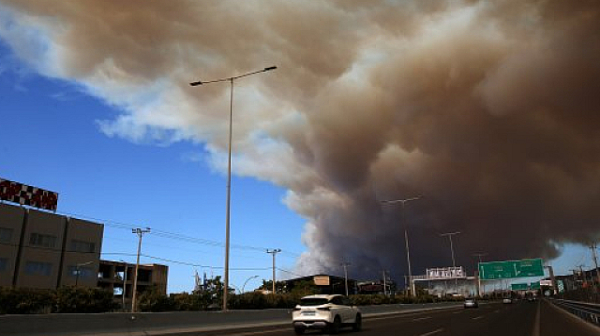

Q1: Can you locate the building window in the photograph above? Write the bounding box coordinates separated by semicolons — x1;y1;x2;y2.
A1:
0;258;8;272
0;227;13;243
69;240;96;253
24;261;52;276
29;233;57;248
67;266;95;279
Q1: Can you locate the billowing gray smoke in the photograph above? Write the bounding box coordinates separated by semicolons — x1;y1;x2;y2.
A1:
1;0;599;282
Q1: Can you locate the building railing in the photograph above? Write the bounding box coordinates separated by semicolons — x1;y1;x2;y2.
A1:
550;298;600;326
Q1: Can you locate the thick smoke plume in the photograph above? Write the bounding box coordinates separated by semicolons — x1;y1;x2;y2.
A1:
1;0;599;281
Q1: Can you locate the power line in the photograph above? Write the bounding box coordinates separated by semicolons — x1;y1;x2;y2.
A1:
140;254;271;271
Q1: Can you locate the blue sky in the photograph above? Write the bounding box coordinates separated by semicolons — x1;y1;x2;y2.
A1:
1;1;598;294
0;40;307;293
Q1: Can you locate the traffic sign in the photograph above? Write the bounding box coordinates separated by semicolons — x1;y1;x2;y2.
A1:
511;283;528;291
530;281;540;290
478;258;544;280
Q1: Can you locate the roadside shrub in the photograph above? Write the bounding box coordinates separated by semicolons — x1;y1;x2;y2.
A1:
137;285;174;312
0;287;55;314
55;286;117;313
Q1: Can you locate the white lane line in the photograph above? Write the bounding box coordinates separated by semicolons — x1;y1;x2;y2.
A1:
419;328;444;336
412;316;432;321
472;316;485;320
531;300;540;336
230;328;291;336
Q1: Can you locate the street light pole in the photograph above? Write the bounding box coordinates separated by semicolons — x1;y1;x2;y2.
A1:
267;248;282;294
242;275;259;293
75;261;93;287
341;262;351;296
472;253;487;297
121;261;129;311
381;196;422;297
440;232;461;294
440;232;460;269
190;66;277;311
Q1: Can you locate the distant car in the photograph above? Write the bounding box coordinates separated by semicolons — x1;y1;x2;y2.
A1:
502;298;513;304
292;294;362;334
527;297;537;302
464;298;478;308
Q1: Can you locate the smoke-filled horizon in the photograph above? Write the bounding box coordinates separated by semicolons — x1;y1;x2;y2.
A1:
1;0;599;282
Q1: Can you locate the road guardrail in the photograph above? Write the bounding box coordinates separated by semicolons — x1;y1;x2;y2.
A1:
550;298;600;326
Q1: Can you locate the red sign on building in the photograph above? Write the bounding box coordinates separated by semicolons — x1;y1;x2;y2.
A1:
0;178;59;212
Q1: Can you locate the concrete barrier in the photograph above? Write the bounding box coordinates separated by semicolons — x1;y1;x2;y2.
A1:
1;302;462;336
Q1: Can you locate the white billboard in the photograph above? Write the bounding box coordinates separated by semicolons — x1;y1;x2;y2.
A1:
426;266;466;279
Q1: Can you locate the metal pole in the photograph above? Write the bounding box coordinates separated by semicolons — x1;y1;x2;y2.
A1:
382;270;387;296
223;79;234;310
341;263;350;296
381;196;421;297
440;232;461;294
122;262;128;310
267;249;281;294
131;227;150;313
590;243;600;285
75;261;93;288
189;66;277;312
401;202;414;296
242;275;258;293
75;265;80;288
473;253;486;296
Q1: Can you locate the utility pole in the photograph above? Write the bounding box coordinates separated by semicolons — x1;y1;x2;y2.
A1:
267;249;281;294
131;227;150;313
341;262;351;296
590;243;600;285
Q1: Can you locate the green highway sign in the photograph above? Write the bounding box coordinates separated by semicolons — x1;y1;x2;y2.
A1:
511;283;528;291
530;281;540;290
479;258;544;280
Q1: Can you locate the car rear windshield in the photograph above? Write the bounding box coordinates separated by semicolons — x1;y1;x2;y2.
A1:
300;298;329;306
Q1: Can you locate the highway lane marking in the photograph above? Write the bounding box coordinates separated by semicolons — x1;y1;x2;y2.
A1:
366;310;453;322
412;316;432;321
418;328;444;336
472;316;485;320
531;300;540;336
228;327;291;336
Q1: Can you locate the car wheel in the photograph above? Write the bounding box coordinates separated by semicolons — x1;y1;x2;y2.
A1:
294;327;305;335
329;316;342;334
352;314;362;331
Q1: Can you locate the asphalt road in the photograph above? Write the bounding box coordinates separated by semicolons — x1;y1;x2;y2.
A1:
179;300;600;336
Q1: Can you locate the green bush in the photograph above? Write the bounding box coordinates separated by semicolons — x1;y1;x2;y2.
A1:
0;287;116;314
55;286;118;313
0;287;54;314
137;286;174;312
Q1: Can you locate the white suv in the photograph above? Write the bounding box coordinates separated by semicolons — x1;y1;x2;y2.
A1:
292;294;362;334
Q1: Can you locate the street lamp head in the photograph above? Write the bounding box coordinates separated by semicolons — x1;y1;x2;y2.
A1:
264;66;277;71
189;81;203;86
